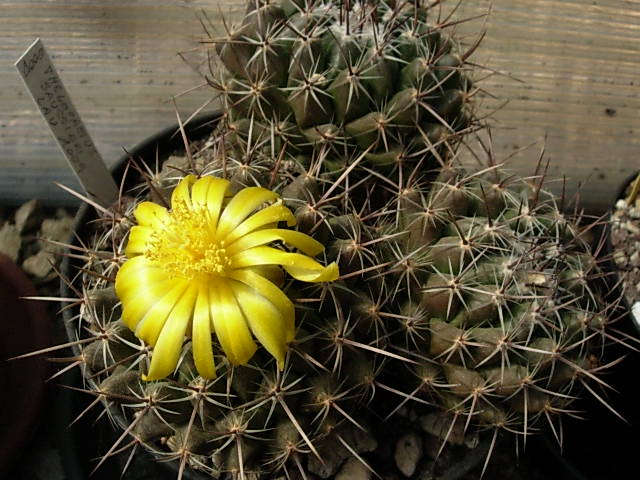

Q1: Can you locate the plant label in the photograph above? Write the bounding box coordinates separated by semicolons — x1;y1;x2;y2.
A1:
15;38;119;208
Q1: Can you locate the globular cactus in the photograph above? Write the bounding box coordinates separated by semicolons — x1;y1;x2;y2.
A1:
67;126;391;479
51;1;626;479
376;151;621;459
62;121;622;480
206;0;479;179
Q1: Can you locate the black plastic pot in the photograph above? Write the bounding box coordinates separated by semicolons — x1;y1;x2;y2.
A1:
59;112;220;480
540;180;640;480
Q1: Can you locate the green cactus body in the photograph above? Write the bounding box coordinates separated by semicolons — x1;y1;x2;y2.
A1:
211;0;475;177
380;166;614;442
68;117;618;478
71;124;387;479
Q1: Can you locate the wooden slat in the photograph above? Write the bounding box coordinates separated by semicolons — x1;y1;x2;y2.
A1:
1;0;639;212
456;0;640;213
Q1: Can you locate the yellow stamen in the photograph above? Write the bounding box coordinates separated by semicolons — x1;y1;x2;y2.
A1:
144;202;231;279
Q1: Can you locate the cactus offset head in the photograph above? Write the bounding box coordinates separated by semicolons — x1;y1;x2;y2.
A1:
208;0;479;178
373;141;625;462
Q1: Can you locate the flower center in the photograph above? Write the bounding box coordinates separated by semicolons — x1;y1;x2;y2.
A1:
144;202;231;279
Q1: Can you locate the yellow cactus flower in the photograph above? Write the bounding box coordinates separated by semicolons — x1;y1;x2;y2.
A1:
115;175;338;381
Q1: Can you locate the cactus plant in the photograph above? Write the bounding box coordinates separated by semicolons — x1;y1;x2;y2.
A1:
51;114;625;479
380;151;623;460
34;1;628;479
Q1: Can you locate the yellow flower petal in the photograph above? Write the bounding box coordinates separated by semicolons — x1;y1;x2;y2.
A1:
216;187;279;239
171;174;197;209
230;246;339;282
190;176;213;208
120;283;168;325
285;261;340;283
226;228;324;257
135;280;189;346
223;203;296;245
247;265;285;286
143;284;197;381
229;280;290;369
116;257;175;330
230;246;307;268
124;225;153;257
188;176;230;232
210;281;257;365
115;256;165;298
227;269;294;338
205;178;231;230
120;280;174;331
134;202;169;229
192;284;216;379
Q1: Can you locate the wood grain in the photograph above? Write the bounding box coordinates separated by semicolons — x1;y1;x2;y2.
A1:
1;0;639;212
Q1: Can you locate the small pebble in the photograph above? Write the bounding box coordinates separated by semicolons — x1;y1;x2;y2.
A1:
22;250;56;278
0;223;21;262
55;207;72;220
39;217;74;254
394;432;423;477
335;457;371;480
14;199;41;234
420;413;465;445
613;250;628;269
308;442;348;479
626;221;640;234
611;190;640;307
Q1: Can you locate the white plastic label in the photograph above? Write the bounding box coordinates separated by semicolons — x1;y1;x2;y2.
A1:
15;38;119;208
